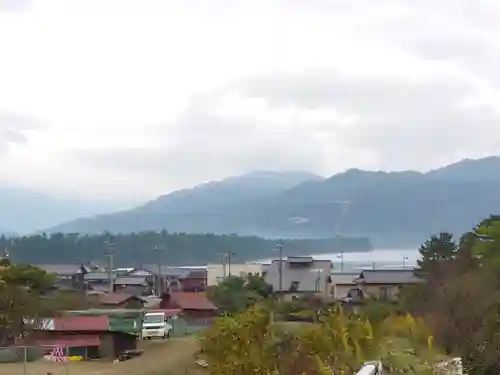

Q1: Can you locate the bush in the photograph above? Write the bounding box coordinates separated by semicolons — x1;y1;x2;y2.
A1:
199;304;446;375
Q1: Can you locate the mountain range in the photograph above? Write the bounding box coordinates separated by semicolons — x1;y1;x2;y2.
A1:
0;187;132;235
43;156;500;247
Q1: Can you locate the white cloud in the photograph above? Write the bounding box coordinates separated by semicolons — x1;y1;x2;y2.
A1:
1;0;500;200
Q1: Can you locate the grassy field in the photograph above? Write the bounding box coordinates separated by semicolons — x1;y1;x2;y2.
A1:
0;336;205;375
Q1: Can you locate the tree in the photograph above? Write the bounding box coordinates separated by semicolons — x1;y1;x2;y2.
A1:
403;216;500;375
417;232;457;273
473;215;500;271
0;264;55;291
209;274;272;313
0;263;55;345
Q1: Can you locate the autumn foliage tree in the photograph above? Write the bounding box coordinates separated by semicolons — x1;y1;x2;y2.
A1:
200;304;442;375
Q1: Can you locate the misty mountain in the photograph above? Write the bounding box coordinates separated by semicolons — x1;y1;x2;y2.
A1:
48;157;500;247
48;170;323;234
0;187;133;234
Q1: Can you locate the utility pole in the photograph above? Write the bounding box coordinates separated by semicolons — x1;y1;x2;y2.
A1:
337;251;344;272
222;254;227;278
221;251;235;276
277;242;284;293
103;231;115;294
403;256;408;268
154;243;164;296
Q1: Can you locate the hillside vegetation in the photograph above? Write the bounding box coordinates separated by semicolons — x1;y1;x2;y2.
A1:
0;232;370;265
49;157;500;247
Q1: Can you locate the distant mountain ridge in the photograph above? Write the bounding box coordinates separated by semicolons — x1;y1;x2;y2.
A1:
0;187;133;234
46;156;500;247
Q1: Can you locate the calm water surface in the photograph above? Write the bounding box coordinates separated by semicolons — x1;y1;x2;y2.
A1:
259;248;420;271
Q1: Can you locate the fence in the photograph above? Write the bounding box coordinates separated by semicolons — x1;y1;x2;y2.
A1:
169;317;214;337
0;345;71;375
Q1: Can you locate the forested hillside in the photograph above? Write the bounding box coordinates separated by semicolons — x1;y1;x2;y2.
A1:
1;232;370;266
49;157;500;247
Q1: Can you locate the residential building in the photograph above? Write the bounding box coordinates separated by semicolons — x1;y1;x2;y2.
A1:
35;264;90;290
98;293;146;309
353;269;424;300
84;272;115;293
160;291;217;318
330;272;359;299
206;263;264;286
140;265;207;293
264;256;333;299
114;276;152;296
27;315;137;359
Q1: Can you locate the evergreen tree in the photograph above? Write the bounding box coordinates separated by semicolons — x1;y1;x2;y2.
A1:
417;232;457;272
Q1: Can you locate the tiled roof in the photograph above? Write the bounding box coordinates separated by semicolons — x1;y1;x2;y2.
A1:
169;292;217;311
99;293;143;305
184;269;207;279
355;269;423;284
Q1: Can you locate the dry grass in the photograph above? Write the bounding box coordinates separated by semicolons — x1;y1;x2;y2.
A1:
0;336;204;375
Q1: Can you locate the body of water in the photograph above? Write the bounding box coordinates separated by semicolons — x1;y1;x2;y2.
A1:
312;248;420;272
258;248;420;272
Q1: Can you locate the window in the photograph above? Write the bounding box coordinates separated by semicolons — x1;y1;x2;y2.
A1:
289;281;300;292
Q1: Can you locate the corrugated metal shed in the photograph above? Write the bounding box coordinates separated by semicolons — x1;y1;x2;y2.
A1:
39;316;109;331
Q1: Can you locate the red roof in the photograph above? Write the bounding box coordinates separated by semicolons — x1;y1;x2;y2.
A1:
53;316;109;331
33;333;100;347
169;292;217;311
99;293;142;305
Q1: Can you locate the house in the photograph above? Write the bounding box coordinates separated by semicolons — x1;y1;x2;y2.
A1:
206;263;264;286
84;272;115;293
264;256;333;299
27;315;137;359
98;293;145;309
330;272;360;299
142;265;208;293
35;264;90;290
178;269;207;292
160;291;217;318
353;269;424;300
114;276;152;296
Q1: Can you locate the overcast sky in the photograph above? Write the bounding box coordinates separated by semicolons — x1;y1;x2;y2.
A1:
1;0;500;201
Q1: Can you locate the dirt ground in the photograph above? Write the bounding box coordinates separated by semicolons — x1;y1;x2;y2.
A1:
0;336;205;375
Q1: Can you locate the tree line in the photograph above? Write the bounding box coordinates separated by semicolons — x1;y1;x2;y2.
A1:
0;231;370;266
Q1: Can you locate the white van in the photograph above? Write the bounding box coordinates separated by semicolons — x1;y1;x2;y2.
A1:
141;312;173;340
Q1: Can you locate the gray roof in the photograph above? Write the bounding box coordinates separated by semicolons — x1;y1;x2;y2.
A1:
355;269;423;284
141;265;191;278
287;256;314;264
115;276;148;286
84;272;115;281
264;259;332;292
35;264;86;275
330;272;359;285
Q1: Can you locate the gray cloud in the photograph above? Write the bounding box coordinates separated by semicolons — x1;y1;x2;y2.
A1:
66;0;500;188
70;66;500;185
0;111;45;155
